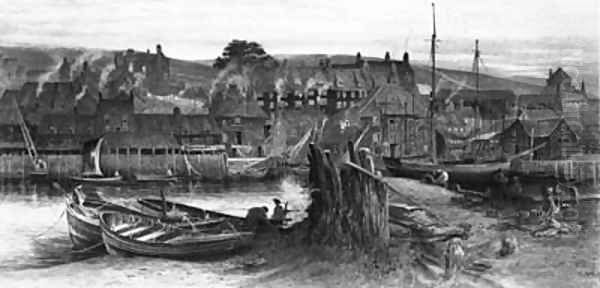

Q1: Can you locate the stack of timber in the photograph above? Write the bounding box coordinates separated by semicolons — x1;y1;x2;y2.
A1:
388;203;469;242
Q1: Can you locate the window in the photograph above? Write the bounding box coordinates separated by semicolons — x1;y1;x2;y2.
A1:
118;148;127;155
234;117;241;124
235;131;243;145
389;119;395;125
129;148;138;154
141;148;153;155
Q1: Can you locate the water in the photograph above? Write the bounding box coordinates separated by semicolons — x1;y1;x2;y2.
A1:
0;177;308;272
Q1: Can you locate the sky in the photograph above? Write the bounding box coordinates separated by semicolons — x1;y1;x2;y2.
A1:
0;0;597;60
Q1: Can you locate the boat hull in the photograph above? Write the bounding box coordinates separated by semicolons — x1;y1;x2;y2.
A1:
384;157;510;188
70;176;124;184
65;201;102;250
100;210;254;259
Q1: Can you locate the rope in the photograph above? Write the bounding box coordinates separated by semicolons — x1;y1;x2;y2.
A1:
33;209;66;240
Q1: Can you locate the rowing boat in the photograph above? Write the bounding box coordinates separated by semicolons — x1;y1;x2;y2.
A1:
65;188;251;251
99;208;254;259
69;175;124;184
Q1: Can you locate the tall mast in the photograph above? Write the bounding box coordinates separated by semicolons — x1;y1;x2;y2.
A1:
473;39;480;131
429;2;437;164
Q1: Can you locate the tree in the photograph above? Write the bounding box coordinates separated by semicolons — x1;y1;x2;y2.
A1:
213;39;277;70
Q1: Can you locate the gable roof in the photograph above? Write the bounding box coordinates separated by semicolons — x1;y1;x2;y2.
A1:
359;84;425;118
512;118;575;138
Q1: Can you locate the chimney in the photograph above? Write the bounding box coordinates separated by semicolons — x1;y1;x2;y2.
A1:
156;44;163;56
384;51;391;62
355;52;362;65
581;80;586;93
403;52;409;64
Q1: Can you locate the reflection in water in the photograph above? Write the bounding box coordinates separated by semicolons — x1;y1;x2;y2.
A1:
0;177;307;271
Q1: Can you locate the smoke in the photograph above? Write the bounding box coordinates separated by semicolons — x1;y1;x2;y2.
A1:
275;78;285;102
72;50;105;69
209;63;236;97
36;56;63;97
99;63;115;91
226;74;249;98
75;85;87;102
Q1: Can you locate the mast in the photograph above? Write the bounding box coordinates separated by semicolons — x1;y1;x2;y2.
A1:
473;39;480;132
429;2;437;164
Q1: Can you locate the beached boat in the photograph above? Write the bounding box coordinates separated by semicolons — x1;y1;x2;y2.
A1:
69;174;124;184
384;157;509;187
384;144;546;188
99;208;254;259
65;188;252;251
65;188;128;250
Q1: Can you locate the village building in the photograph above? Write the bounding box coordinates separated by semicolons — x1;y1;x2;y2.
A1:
499;118;581;160
257;51;417;116
357;84;428;158
213;99;269;156
107;44;172;96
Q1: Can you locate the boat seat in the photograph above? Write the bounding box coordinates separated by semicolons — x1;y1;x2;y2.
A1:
120;225;154;237
136;230;170;242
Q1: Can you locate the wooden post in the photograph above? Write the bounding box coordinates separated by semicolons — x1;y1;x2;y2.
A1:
306;142;389;252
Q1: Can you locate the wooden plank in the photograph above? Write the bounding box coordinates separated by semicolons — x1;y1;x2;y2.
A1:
136;230;169;242
120;225;153;237
113;223;133;233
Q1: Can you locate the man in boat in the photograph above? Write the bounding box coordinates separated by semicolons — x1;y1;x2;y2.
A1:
432;169;449;188
245;206;270;230
271;198;288;225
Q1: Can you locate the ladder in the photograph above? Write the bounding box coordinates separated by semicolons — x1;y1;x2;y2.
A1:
11;97;42;168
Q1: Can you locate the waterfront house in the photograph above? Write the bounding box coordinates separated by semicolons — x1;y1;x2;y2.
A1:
500;118;580;160
214;99;269;156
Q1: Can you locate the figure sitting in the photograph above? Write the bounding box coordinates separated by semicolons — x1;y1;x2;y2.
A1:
270;198;288;225
245;206;269;230
425;169;449;188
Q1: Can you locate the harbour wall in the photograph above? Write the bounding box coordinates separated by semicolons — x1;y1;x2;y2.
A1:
0;152;82;179
0;150;228;181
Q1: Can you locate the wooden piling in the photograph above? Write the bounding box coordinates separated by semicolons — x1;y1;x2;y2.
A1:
307;141;389;252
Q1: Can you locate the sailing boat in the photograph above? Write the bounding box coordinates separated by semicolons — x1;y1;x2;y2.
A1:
383;4;540;188
71;137;124;183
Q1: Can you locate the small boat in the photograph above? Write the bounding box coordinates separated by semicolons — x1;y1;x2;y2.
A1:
65;188;128;250
70;174;124;184
99;208;254;259
65;188;253;251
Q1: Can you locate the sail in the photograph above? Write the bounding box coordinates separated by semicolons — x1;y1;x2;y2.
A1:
286;126;314;166
82;138;104;177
